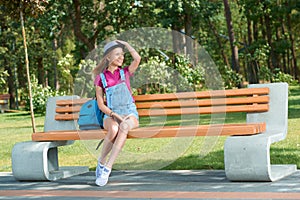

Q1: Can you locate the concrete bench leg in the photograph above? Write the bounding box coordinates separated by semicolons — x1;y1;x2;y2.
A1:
224;135;297;181
12;141;89;181
0;104;8;113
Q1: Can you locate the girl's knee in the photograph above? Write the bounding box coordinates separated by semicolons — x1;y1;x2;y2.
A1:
106;122;119;140
120;118;138;133
120;121;130;132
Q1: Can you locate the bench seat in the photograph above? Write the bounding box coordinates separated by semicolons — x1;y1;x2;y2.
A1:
32;123;266;141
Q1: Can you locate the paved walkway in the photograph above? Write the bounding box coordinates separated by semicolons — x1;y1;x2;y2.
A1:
1;170;300;200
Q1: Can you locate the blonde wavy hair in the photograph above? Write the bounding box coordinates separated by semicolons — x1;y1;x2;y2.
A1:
92;52;111;78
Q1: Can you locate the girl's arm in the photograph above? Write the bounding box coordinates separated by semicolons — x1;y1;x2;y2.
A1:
116;40;141;74
95;86;111;116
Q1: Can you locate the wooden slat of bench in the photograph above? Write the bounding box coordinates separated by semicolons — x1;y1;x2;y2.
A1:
56;105;81;113
32;122;266;141
56;98;92;106
55;104;269;120
133;88;269;102
137;104;269;116
135;96;269;109
55;113;79;121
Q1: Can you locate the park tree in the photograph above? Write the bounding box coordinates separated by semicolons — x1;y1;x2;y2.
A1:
0;0;299;110
237;0;300;83
0;10;19;108
281;0;299;81
70;0;156;58
223;0;240;76
201;2;230;68
155;0;200;55
0;0;47;132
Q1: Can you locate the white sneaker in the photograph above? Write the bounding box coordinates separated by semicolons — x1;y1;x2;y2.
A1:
95;163;104;178
95;166;111;186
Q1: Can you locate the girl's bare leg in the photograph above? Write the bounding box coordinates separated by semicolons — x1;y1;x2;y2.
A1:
105;116;139;168
99;118;119;164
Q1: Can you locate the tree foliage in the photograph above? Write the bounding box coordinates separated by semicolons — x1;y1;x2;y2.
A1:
0;0;299;112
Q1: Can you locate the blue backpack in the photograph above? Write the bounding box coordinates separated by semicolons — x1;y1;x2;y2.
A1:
77;99;104;130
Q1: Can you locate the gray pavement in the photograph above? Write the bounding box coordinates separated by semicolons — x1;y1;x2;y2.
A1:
0;170;300;199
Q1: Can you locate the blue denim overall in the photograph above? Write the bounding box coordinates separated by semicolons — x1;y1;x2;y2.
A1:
100;69;139;120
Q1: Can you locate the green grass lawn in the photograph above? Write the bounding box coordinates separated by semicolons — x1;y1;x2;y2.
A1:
1;86;299;172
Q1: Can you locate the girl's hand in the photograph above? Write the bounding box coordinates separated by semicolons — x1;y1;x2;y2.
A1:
115;40;141;74
111;112;124;124
115;40;127;46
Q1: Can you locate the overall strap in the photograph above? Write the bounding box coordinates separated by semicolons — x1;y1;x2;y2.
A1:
100;73;107;88
120;68;134;102
120;69;125;81
100;68;125;89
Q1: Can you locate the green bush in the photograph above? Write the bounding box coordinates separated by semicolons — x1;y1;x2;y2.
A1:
259;67;298;85
258;66;272;83
219;65;242;89
24;76;65;114
173;55;205;91
132;55;205;94
272;68;298;86
57;54;79;94
132;56;176;94
0;70;9;93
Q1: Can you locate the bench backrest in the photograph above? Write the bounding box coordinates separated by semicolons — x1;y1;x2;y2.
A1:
247;83;288;142
134;88;269;117
0;94;10;100
53;87;269;121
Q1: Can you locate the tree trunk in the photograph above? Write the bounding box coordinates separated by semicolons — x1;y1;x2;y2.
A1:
253;18;258;41
52;38;58;89
223;0;240;73
207;18;229;67
281;22;288;74
73;0;96;52
37;57;44;86
184;4;193;60
247;17;259;84
4;62;16;109
275;26;282;71
20;9;36;133
263;3;277;70
286;5;299;81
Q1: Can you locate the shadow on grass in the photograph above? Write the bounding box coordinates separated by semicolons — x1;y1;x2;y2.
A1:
4;112;30;116
89;146;300;171
1;112;44;120
288;99;300;119
270;147;300;168
288;86;300;119
163;150;225;170
92;150;225;172
289;86;300;96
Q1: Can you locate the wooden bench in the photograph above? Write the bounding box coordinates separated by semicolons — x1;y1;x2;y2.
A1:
0;94;10;113
32;88;267;141
12;83;297;181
